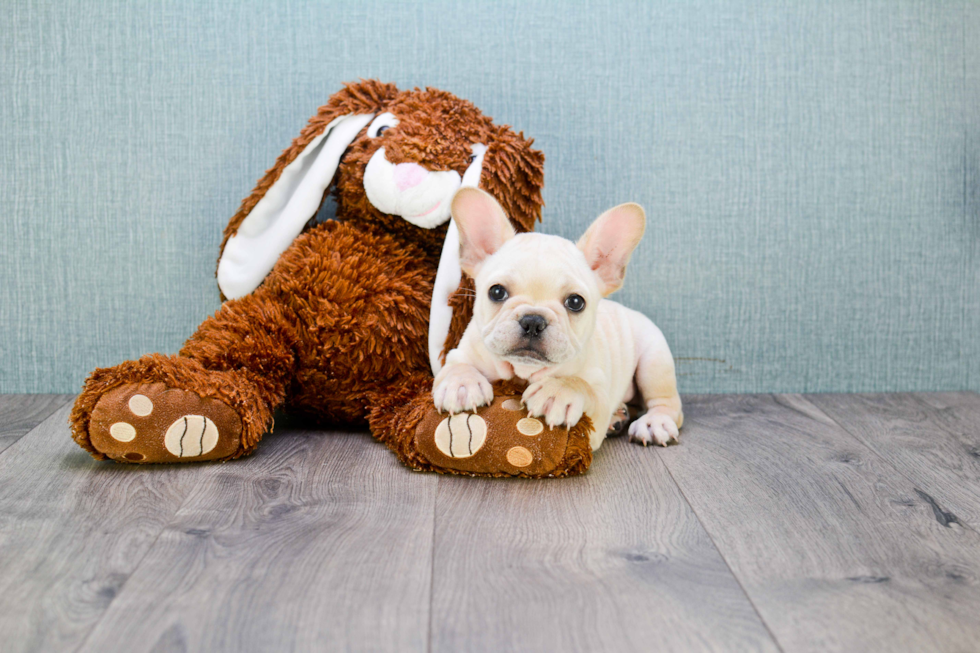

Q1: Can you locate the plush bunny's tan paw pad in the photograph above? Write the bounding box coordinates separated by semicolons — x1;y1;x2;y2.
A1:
88;383;242;463
433;413;488;458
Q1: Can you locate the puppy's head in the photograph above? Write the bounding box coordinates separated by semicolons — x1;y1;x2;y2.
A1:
451;187;645;370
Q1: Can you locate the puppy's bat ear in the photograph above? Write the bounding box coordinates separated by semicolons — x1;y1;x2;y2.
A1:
451;187;516;277
480;126;545;233
577;203;646;296
216;80;400;300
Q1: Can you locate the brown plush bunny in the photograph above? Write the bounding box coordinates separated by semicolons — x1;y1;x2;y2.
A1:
69;80;594;477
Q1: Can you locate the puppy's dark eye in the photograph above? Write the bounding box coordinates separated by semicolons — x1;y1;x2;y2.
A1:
564;294;586;312
488;285;508;302
467;154;476;164
376;125;390;136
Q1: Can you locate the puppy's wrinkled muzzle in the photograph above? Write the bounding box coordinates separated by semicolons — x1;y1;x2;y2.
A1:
508;314;552;364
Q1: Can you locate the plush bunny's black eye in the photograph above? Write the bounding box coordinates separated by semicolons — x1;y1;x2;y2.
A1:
489;285;508;302
564;294;586;312
368;112;399;138
467;154;476;164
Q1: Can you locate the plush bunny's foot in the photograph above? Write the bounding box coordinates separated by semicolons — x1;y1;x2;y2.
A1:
71;354;273;464
87;382;243;463
413;382;594;478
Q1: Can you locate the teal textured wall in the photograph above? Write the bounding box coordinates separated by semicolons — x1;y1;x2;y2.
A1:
1;0;978;394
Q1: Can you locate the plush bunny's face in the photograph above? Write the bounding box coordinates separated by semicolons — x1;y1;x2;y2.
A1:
362;116;484;229
333;88;519;256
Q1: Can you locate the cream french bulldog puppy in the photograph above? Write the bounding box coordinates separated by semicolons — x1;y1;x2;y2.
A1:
432;187;683;450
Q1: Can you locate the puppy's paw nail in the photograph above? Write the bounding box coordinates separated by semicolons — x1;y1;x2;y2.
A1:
628;413;679;447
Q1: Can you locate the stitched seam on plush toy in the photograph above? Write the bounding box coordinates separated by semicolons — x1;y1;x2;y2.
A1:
179;417;187;457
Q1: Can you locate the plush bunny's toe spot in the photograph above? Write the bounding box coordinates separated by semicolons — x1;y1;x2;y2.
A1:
506;446;533;468
88;382;243;463
109;422;137;442
128;394;153;416
516;417;543;436
501;399;523;412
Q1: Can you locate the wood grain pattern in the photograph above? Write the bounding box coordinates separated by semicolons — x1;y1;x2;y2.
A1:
0;394;73;454
0;403;209;653
78;430;438;653
806;392;980;529
429;437;779;653
658;394;980;652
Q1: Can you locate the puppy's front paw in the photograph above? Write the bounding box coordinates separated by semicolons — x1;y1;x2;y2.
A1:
628;412;679;447
522;377;588;428
433;364;494;414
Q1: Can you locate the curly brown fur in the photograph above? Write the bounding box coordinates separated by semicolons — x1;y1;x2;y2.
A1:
253;221;437;417
441;275;476;364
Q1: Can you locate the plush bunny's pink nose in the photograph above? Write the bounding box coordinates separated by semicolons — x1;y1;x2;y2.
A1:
393;162;428;191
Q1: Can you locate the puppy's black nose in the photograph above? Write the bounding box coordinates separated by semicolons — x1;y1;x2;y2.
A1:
518;314;547;337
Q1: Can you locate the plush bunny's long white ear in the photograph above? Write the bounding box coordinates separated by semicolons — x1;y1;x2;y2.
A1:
217;113;375;300
428;143;487;375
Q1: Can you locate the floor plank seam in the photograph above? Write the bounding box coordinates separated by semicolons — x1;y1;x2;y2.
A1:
426;475;439;653
0;402;72;460
654;447;787;653
797;394;980;537
0;395;75;461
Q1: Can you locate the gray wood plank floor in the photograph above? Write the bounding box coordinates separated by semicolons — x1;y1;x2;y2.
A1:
0;392;978;652
431;443;777;653
660;394;980;652
0;394;72;454
808;393;980;528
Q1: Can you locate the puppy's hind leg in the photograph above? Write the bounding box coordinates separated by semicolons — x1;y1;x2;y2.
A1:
628;321;683;447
